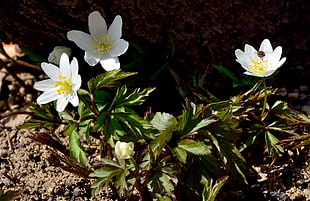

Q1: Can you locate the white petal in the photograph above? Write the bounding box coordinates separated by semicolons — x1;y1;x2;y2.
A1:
269;46;282;69
67;30;94;51
109;39;129;57
244;44;258;61
70;57;79;80
69;92;79;107
259;39;273;53
244;44;257;55
275;57;286;69
84;51;101;66
235;49;251;64
41;63;61;81
59;53;71;78
56;96;69;112
33;79;55;91
73;75;82;90
244;71;264;77
108;15;122;41
235;49;245;59
37;90;59;104
262;70;276;77
100;57;120;71
89;11;107;37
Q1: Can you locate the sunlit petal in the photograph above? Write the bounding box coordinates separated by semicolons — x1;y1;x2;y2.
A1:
99;57;120;71
85;50;101;66
89;11;107;37
67;31;94;51
259;39;273;53
33;79;55;91
59;53;71;77
69;92;79;107
37;90;59;104
57;96;69;112
108;15;122;41
41;63;61;81
109;39;129;57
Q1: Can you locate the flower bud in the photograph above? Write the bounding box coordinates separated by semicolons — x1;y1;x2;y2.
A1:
115;141;135;159
48;46;71;65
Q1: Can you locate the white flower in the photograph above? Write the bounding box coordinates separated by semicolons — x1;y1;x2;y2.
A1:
34;53;82;112
48;46;72;65
115;141;135;159
67;11;129;71
235;39;286;77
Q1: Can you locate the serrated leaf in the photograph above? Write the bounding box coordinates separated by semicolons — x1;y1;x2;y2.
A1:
89;167;121;178
69;130;89;165
111;86;155;108
159;173;175;196
202;176;229;201
173;147;187;163
87;70;137;92
265;131;284;157
90;167;122;196
0;189;20;201
178;139;211;155
150;112;177;131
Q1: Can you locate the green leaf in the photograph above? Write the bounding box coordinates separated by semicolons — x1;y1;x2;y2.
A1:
87;70;137;92
94;112;107;131
202;176;229;201
178;139;211;155
111;86;155;108
178;100;216;137
265;131;284;157
89;167;121;178
156;194;173;201
64;121;77;136
149;172;175;197
90;167;122;196
19;103;60;131
69;130;89;165
22;48;46;63
173;147;187;163
150;112;177;131
212;64;239;83
0;189;20;201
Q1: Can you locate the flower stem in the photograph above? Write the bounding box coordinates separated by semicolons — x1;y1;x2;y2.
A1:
260;77;267;118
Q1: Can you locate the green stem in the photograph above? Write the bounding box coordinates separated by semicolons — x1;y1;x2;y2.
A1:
260;77;267;118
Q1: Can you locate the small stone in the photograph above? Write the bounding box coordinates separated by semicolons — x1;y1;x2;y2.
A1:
288;92;299;101
301;106;310;115
299;85;310;93
0;149;8;158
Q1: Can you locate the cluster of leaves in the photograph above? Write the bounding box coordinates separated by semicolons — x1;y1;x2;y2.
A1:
20;66;310;200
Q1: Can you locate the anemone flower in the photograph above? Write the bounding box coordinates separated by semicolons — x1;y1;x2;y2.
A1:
67;11;129;71
235;39;286;77
34;53;81;112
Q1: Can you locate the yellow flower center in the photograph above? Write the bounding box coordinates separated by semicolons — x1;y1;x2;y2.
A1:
54;76;73;96
91;33;113;55
249;59;269;74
